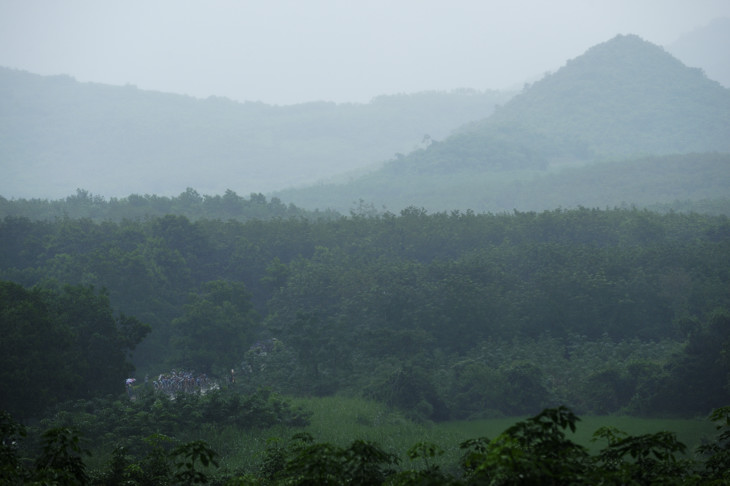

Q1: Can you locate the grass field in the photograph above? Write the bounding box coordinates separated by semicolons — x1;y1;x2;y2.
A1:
208;395;718;475
142;394;718;477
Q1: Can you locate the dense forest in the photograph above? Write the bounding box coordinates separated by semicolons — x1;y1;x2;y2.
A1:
1;207;730;483
0;188;339;223
2;208;729;421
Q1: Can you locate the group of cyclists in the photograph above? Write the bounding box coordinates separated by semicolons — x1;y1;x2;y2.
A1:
152;369;216;395
125;369;219;398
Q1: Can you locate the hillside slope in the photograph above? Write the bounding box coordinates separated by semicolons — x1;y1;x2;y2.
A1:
667;17;730;89
396;34;730;176
0;68;511;199
474;34;730;158
276;35;730;213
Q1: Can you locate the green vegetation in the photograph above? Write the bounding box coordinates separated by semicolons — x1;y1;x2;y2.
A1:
0;281;149;420
2;207;728;423
2;404;728;484
277;152;730;214
36;388;310;455
0;188;338;223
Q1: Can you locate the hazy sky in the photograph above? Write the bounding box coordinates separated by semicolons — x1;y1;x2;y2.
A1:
1;0;728;105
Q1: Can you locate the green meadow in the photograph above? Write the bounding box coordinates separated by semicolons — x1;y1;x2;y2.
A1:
203;395;717;475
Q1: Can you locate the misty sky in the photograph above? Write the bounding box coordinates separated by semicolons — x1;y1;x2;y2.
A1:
1;0;729;105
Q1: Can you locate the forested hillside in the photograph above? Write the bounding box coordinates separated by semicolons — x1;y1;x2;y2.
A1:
4;152;728;221
276;35;730;213
470;34;730;158
2;208;729;423
0;67;511;199
277;152;730;214
0;188;339;222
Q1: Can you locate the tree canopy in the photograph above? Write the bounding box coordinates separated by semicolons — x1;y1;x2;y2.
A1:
1;207;728;419
0;281;149;419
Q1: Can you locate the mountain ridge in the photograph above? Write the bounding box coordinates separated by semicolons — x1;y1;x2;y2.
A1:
0;67;511;199
446;35;730;165
375;34;730;175
274;35;730;213
473;34;730;157
667;17;730;88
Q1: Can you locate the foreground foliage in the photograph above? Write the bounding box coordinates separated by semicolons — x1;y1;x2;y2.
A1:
32;388;310;458
3;406;730;484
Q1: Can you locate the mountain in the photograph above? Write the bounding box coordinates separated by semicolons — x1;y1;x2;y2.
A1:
0;68;512;199
666;17;730;89
398;34;730;174
275;35;730;213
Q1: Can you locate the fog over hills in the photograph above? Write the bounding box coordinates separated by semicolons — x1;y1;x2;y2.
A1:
479;35;730;154
0;70;510;199
2;32;729;216
6;1;728;105
666;17;730;88
275;35;730;213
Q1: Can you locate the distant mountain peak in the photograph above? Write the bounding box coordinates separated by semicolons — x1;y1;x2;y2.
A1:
381;34;730;179
473;33;730;156
514;33;709;101
560;33;691;78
